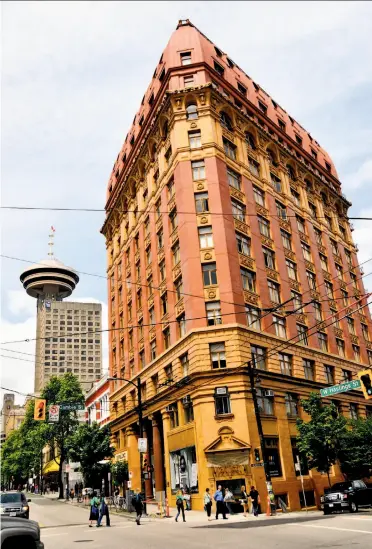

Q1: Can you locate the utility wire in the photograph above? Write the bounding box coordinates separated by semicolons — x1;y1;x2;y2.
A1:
2;205;370;221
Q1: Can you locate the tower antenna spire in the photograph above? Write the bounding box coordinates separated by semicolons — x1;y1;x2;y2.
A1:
48;226;56;258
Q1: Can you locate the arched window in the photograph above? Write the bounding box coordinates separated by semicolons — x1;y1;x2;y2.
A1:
245;132;256;150
163;120;169;138
186;103;198;120
321;192;328;205
220;111;233;131
267;149;278;167
305;179;313;192
150;143;157;162
287;164;296;181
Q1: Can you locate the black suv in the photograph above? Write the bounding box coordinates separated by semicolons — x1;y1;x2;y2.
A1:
0;492;31;519
321;480;372;514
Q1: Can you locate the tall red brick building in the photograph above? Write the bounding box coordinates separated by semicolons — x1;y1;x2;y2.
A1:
101;20;372;511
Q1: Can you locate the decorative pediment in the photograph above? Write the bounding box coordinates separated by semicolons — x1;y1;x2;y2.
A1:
204;426;251;453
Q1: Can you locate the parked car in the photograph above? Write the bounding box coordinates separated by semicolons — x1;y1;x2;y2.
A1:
1;516;44;549
321;480;372;514
0;492;31;519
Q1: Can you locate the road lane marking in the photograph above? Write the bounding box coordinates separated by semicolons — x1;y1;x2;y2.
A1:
41;533;68;538
297;524;372;534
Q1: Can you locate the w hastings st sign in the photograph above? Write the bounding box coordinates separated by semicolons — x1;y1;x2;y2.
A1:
320;379;361;398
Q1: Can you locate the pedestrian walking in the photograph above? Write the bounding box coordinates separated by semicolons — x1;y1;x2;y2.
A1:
89;492;100;527
224;487;235;515
240;485;249;517
132;490;143;526
249;486;260;517
65;485;69;500
204;487;212;521
175;489;186;522
97;493;111;527
70;488;75;502
214;485;227;520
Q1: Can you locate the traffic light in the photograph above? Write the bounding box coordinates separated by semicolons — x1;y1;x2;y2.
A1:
358;369;372;400
34;399;46;420
143;455;148;470
254;448;261;462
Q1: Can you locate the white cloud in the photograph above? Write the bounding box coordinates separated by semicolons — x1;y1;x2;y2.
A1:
343;159;372;193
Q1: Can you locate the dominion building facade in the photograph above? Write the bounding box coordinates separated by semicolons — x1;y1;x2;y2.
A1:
102;20;372;511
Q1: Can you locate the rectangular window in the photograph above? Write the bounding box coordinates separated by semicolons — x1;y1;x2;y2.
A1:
180;353;189;376
325;215;332;231
315;228;323;245
231;200;246;222
270;173;282;193
341;290;348;307
161;293;168;316
258;101;267;115
342;369;351;382
263;247;276;270
324;365;335;385
198;226;214;249
169;210;178;232
172;242;180;266
223;138;236;160
273;316;286;338
279;353;292;376
167;179;175;199
297;324;308;346
353;345;361;362
214;61;224;77
181;51;192;65
159;260;166;281
320;254;328;271
268;280;280;304
192;160;205;180
163;328;171;350
184;74;194;86
285;394;298;417
206;301;222;325
157;229;164;250
330;239;339;255
276;201;287;220
227;167;241;190
146;247;152;266
236;233;251;256
307;271;317;290
295;135;303;146
251;345;266;370
318;332;328;352
137;289;142;309
350;403;358;420
249;158;260;177
246;306;261;330
189;130;201;149
257;389;274;415
237;82;247;95
174;277;183;301
195;192;209;213
210;343;226;369
347;317;355;335
301;243;312;262
362;324;370;341
296;216;306;234
264;438;282;477
309;202;317;219
278;119;286;131
286;260;297;281
291;188;301;207
214;387;231;415
345;250;353;267
202;263;218;286
164;364;173;381
258;216;270;237
281;230;292;250
303;359;314;380
325;281;334;298
313;302;322;321
350;273;358;289
253;186;265;206
368;351;372;366
183;399;194;423
241;268;256;292
149;307;155;326
169;403;179;429
337;338;345;357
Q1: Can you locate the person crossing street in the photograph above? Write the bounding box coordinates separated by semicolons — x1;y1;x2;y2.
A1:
97;493;110;527
132;490;143;526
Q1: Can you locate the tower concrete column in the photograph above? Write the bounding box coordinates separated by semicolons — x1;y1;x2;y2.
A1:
152;416;165;499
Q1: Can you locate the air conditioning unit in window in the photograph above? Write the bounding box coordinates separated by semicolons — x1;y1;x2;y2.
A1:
264;390;275;397
182;396;191;406
165;405;175;413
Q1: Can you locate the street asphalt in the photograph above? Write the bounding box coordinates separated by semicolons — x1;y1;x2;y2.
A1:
27;494;372;549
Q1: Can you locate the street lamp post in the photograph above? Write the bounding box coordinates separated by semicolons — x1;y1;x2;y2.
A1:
107;376;145;501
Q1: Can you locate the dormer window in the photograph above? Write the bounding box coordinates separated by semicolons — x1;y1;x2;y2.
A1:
214;46;223;57
237;82;247;96
258;101;267;115
180;51;192;65
214;61;224;77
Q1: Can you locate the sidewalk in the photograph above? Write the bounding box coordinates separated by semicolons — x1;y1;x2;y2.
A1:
38;492;321;525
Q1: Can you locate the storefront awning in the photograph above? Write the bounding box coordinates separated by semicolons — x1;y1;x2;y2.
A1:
43;457;60;475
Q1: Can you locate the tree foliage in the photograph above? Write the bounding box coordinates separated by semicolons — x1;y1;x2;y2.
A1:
339;416;372;479
111;460;128;491
296;392;348;485
69;422;114;488
41;373;85;498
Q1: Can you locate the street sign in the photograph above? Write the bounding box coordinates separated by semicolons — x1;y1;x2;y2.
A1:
138;438;147;453
49;405;60;422
251;463;264;468
320;379;361;398
59;403;85;411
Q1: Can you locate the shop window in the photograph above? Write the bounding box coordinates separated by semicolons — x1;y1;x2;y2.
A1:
299;490;315;508
169;446;198;493
264;438;282;477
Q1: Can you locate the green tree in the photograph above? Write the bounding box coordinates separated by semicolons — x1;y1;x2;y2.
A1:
41;373;84;498
68;422;114;489
339;416;372;479
111;460;128;494
296;392;348;486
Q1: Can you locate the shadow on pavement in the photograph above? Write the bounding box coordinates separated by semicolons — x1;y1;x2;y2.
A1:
192;514;335;530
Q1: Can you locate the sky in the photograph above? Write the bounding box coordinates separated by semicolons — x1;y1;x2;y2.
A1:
1;1;372;404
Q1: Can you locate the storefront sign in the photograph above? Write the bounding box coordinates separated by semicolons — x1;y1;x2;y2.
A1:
169;446;198;493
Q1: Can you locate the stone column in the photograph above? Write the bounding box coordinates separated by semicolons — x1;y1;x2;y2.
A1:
161;410;172;504
126;426;141;492
152;417;165;500
143;427;153;499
